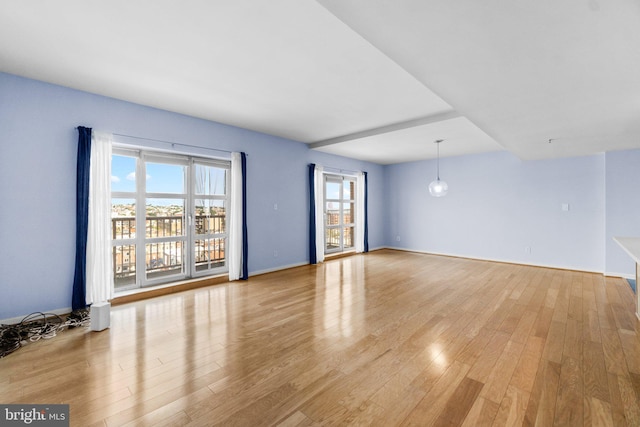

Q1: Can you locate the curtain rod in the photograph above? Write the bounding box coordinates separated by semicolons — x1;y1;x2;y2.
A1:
113;133;243;156
75;127;243;156
323;166;361;175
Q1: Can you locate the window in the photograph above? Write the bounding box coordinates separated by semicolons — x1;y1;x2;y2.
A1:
193;161;228;274
324;174;356;254
111;148;230;291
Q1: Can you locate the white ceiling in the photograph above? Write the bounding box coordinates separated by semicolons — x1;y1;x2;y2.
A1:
1;1;639;163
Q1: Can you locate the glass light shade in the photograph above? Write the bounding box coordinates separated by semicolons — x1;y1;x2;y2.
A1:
429;179;448;197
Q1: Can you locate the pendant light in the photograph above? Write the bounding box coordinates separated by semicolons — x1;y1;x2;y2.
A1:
429;139;448;197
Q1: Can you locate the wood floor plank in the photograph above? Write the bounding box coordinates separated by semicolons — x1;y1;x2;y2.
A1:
615;373;640;426
630;372;640;402
583;396;614;427
542;320;567;364
401;360;471;426
0;250;638;427
275;410;313;427
432;376;484;427
339;399;387;426
563;318;584;363
618;329;640;375
523;360;561;427
532;306;554;339
510;335;545;394
456;327;496;367
369;379;426;426
467;331;511;383
554;355;584;427
460;396;500;427
117;387;209;427
551;274;571;324
584;309;603;344
492;384;530;427
510;309;539;344
611;303;636;333
606;372;629;427
583;340;612;404
601;329;629;376
480;339;526;404
545;287;559;309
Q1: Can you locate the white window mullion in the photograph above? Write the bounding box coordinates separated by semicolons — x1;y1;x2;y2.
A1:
136;154;146;288
188;158;195;277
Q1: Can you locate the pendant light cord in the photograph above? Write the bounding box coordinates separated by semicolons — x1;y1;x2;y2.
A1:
436;141;440;180
435;139;443;180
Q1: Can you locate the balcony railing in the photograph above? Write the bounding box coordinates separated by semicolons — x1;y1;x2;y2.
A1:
325;209;353;251
112;215;225;288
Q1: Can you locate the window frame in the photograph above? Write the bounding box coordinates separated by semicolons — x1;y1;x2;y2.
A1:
190;157;231;278
323;173;356;254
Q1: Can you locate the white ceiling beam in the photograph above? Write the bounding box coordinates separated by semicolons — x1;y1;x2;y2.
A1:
309;110;461;149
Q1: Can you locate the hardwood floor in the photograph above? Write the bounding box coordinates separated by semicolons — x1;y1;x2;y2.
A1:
1;250;639;426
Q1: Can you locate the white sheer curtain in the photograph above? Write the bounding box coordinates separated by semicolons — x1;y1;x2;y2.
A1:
86;131;113;305
314;165;325;263
355;171;365;253
228;152;243;281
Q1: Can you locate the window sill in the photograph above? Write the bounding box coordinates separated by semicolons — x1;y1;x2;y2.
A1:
111;274;229;305
325;250;357;260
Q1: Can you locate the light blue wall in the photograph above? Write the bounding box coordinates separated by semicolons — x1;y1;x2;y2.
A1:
605;150;640;277
2;71;638;320
0;72;383;319
385;151;607;272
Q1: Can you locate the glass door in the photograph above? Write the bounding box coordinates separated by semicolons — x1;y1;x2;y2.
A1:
324;174;356;254
111;151;138;291
142;155;189;286
111;149;230;292
192;160;229;277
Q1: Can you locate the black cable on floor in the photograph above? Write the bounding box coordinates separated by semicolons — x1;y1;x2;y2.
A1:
0;309;90;358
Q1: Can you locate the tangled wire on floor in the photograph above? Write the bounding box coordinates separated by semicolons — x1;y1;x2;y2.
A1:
0;310;90;358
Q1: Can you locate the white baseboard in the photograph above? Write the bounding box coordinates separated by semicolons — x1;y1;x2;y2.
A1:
604;271;635;280
250;261;309;277
249;249;385;276
384;246;604;275
0;306;72;326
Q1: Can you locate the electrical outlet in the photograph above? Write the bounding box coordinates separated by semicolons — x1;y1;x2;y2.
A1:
273;250;278;257
525;246;531;254
396;235;401;242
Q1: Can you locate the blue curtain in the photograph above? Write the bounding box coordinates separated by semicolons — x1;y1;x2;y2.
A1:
241;152;248;280
72;126;92;310
364;171;369;253
308;163;317;264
